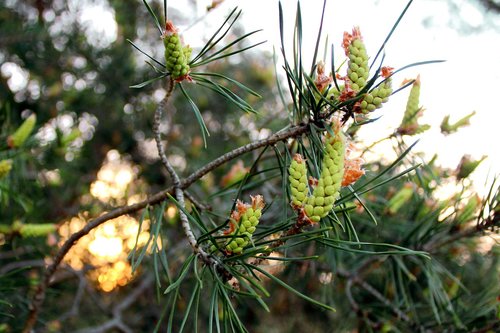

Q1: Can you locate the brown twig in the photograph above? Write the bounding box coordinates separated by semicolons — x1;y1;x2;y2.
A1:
184;190;212;211
345;279;380;329
337;268;411;323
0;259;46;275
22;123;309;332
153;78;215;266
0;246;35;260
423;212;498;252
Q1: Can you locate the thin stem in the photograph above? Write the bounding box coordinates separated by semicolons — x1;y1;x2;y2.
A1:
360;134;394;158
423;213;498;252
74;275;153;333
153;78;216;266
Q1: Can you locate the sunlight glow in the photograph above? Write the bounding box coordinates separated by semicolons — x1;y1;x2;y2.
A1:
90;150;137;203
59;215;152;292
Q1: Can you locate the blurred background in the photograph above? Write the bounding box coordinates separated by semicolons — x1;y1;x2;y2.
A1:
0;0;498;332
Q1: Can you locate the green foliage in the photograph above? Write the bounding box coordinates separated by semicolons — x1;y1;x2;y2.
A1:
0;0;498;332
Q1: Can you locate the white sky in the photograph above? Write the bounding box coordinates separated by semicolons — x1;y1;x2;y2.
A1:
203;0;499;195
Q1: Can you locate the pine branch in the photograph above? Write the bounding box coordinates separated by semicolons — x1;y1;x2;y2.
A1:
22;123;310;332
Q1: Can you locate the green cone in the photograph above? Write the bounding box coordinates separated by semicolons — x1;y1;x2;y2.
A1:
304;121;346;223
217;196;265;254
163;21;190;81
397;75;430;136
344;27;369;92
289;154;309;206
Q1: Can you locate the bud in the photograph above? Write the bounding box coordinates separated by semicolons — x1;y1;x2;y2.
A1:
314;61;333;94
402;76;421;124
396;76;429;136
7;114;37;148
440;111;476;135
163;21;191;82
0;159;13;179
456;155;486;180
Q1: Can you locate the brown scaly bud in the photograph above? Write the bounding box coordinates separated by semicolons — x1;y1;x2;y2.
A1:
342;143;365;187
338;80;357;103
314;61;333;93
381;66;394;79
251;195;265;211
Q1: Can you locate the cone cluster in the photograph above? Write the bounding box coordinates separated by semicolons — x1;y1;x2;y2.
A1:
320;29;393;115
163;21;191;81
212;195;265;254
288;122;346;223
